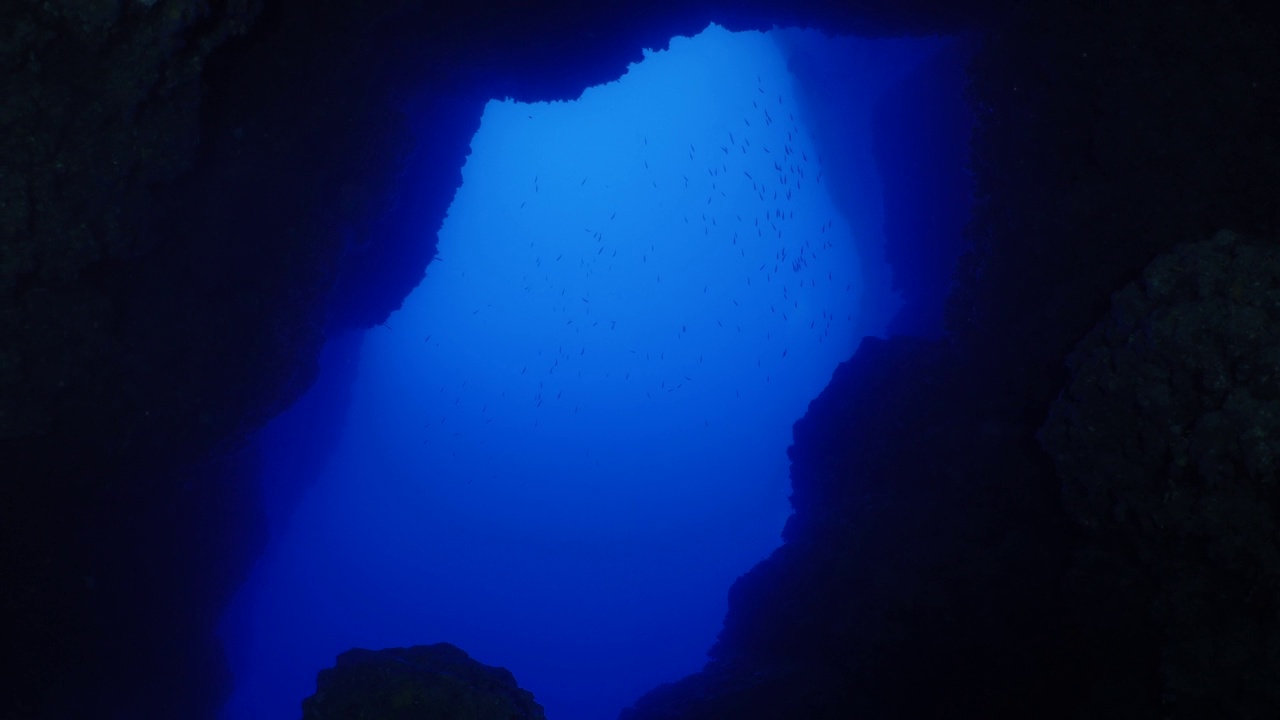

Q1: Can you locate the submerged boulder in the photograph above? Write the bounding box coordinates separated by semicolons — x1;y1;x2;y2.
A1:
302;643;545;720
1040;229;1280;718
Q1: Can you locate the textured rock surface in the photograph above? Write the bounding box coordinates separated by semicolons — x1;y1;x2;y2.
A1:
302;644;545;720
1040;229;1280;718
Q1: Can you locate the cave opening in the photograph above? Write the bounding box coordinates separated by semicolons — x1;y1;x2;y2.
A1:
217;23;970;720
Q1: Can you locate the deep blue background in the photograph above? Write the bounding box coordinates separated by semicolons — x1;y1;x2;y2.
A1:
219;25;965;720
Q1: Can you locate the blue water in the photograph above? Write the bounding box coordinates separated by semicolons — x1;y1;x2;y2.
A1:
219;24;957;720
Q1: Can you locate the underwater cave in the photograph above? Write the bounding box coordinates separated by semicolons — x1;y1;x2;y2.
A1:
4;1;1279;719
217;24;970;720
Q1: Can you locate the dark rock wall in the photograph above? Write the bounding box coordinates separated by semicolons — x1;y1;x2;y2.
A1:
948;0;1280;428
1041;230;1280;718
3;0;1277;717
0;0;261;445
623;336;1075;720
626;1;1280;718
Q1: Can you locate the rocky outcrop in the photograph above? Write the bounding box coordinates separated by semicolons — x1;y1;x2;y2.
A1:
1040;229;1280;718
623;336;1073;719
302;644;545;720
622;229;1280;720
